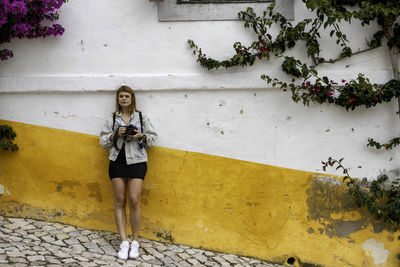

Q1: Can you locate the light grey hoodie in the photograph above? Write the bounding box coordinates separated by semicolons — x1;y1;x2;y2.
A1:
99;111;157;164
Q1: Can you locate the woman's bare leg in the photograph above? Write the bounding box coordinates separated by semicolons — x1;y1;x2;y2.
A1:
127;178;143;241
112;178;127;241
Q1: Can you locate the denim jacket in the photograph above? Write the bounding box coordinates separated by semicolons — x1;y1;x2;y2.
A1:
99;111;157;164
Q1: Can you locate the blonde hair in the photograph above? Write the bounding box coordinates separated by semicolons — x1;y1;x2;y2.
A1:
114;85;139;114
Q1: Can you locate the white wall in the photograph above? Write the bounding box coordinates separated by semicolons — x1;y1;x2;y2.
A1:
0;0;399;178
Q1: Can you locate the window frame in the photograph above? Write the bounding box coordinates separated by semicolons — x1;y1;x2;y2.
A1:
158;0;294;22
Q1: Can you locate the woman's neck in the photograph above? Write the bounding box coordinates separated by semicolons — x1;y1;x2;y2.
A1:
121;107;132;115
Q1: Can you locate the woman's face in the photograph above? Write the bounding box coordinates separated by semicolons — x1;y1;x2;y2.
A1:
118;91;132;108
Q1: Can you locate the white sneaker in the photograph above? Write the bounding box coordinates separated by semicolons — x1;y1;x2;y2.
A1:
117;241;129;260
129;240;139;258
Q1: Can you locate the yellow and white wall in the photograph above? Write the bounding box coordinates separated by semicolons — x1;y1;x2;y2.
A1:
0;1;399;266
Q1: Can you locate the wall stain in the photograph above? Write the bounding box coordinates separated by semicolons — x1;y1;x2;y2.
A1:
0;200;65;220
87;183;102;202
306;176;390;239
54;180;81;199
246;202;260;207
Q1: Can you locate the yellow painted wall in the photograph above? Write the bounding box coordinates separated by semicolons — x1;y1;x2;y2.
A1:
0;120;398;266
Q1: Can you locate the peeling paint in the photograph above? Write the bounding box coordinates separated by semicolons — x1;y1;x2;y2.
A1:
361;239;390;265
55;180;81;199
155;229;174;243
306;176;390;239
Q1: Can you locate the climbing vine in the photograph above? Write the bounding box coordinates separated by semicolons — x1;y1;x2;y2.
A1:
188;0;400;149
188;0;400;259
322;157;400;259
0;125;18;151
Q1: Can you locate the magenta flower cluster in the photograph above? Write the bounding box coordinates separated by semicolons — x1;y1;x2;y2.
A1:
0;0;66;61
284;74;400;111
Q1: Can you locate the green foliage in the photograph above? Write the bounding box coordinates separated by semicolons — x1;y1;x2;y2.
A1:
368;137;400;150
188;0;400;258
188;0;400;149
0;125;19;152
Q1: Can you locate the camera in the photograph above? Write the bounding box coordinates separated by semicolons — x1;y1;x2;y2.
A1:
125;124;138;135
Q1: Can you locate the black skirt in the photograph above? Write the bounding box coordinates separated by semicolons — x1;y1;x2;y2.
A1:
108;146;147;180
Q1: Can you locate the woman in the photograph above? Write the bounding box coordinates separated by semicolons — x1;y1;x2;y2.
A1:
100;85;157;260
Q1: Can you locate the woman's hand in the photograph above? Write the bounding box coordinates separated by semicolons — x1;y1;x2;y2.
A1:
131;130;144;140
117;127;127;136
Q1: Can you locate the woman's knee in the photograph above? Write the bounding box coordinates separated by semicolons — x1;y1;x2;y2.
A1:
129;196;140;208
114;195;126;209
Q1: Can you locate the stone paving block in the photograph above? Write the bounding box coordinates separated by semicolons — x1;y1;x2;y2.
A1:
185;248;198;255
160;256;174;265
155;244;168;252
21;224;36;230
169;254;183;263
82;241;99;249
147;258;164;265
41;224;56;231
0;227;12;234
27;255;45;262
61;258;78;264
26;234;40;241
71;245;87;254
55;233;69;240
80;262;98;267
193;253;208;263
80;230;92;236
9;257;27;263
14;229;28;236
33;231;47;238
187;258;201;265
101;254;117;262
101;244;116;254
8;235;23;242
77;236;90;243
89;247;104;254
88;233;101;239
178;260;192;267
93;259;108;265
6;251;25;257
51;239;66;247
204;260;220;267
51;222;64;229
62;226;76;233
222;253;241;264
53;250;71;258
141;254;155;261
143;246;164;259
92;238;109;246
213;255;230;266
64;237;80;245
41;235;55;243
177;252;191;260
45;256;62;264
204;251;215;256
169;244;184;253
8;218;28;225
69;231;84;238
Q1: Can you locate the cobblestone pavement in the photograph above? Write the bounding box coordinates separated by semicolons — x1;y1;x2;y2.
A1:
0;216;285;267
